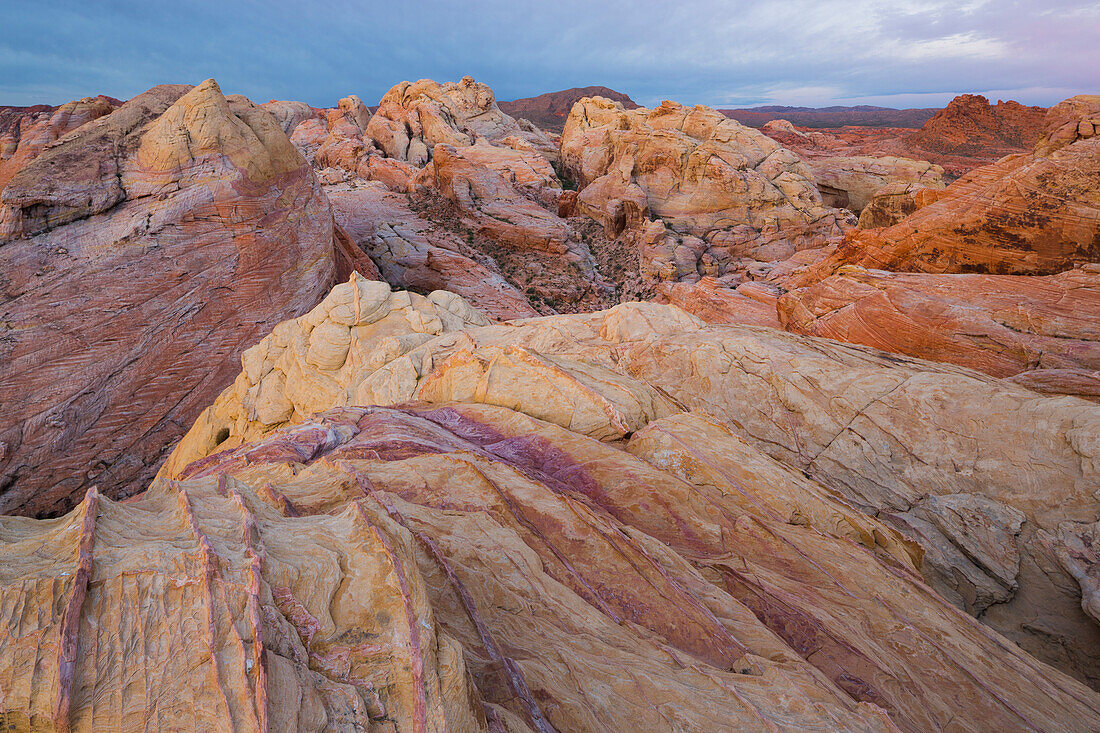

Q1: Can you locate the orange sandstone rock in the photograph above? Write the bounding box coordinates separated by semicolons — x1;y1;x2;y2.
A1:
778;266;1100;400
789;96;1100;286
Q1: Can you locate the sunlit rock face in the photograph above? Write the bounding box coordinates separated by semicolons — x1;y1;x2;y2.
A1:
788;95;1100;287
559;95;856;278
0;79;336;516
777;265;1100;401
2;278;1099;730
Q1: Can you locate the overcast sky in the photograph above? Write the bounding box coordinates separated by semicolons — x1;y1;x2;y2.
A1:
2;0;1097;109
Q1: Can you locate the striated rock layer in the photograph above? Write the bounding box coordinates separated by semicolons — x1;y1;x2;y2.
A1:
0;79;336;516
778;265;1100;401
2;279;1099;730
157;276;1100;690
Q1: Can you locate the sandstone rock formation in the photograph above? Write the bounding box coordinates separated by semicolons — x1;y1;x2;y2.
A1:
153;276;1100;691
328;182;539;320
560;96;854;279
366;76;556;166
260;99;319;135
789;95;1100;286
0;96;118;190
0;79;336;516
655;277;782;328
4;279;1099;730
806;155;944;212
906;94;1046;162
856;182;946;228
778;265;1100;400
759;121;946;213
756;95;1049;180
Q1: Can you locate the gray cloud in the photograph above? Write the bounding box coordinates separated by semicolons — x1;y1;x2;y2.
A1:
1;0;1097;109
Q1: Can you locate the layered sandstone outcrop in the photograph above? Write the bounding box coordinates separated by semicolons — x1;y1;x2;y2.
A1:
655;277;782;328
856;181;946;228
560;96;854;278
789;95;1100;286
906;94;1046;161
778;265;1100;400
328;182;538;320
154;276;1100;691
0;96;118;190
759;121;946;213
0;79;336;516
366;76;556;165
4;280;1098;730
807;155;944;212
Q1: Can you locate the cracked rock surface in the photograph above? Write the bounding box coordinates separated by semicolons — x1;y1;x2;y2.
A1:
4;279;1100;730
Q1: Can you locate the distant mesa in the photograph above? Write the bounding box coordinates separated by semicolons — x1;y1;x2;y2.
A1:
720;104;938;129
500;85;639;132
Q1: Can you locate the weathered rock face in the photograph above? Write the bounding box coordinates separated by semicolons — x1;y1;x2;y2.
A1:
430;144;573;254
0;79;336;517
806;154;944;212
560;97;852;243
655;277;782;328
906;94;1047;161
156;278;1100;691
778;265;1100;401
759;120;947;213
856;181;946;228
1036;93;1100;156
328;183;539;320
259;99;319;135
4;282;1099;731
615;316;1100;687
0;96;118;190
789;97;1100;286
366;76;556;166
